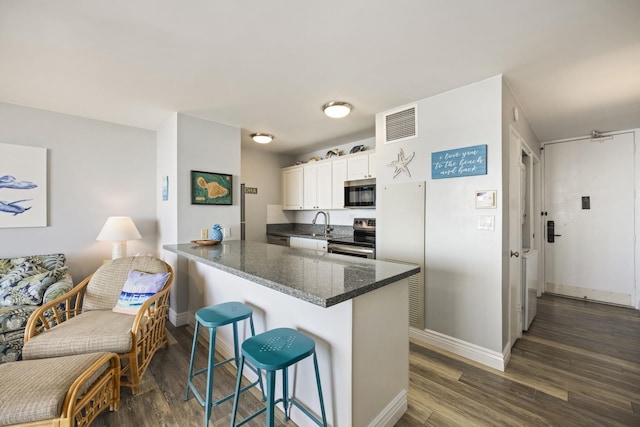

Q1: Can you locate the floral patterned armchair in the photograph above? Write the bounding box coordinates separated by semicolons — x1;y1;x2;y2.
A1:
0;253;73;363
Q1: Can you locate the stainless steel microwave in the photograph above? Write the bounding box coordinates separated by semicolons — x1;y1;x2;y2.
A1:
344;178;376;208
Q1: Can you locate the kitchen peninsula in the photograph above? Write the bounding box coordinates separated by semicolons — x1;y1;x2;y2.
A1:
164;241;419;427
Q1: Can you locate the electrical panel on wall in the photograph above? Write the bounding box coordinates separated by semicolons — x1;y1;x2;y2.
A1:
383;104;418;144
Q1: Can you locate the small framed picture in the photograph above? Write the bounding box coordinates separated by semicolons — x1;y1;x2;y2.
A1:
191;170;232;205
475;190;497;209
162;176;169;201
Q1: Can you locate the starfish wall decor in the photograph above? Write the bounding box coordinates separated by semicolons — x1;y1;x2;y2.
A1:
388;148;416;178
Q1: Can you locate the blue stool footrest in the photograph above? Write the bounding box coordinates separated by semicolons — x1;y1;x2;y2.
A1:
187;374;263;409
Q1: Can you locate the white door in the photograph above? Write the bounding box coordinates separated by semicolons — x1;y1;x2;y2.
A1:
508;127;523;346
544;133;635;306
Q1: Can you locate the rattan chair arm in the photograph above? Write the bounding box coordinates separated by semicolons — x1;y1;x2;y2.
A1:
130;282;173;333
60;352;121;422
24;274;92;342
130;266;174;338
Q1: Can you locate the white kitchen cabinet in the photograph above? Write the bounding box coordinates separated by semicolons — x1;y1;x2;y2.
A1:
289;237;328;252
332;158;347;209
282;166;303;210
368;153;376;178
282;152;375;210
347;153;376;180
303;162;332;210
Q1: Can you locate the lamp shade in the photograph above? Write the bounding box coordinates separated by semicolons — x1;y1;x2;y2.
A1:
97;216;141;241
97;216;141;259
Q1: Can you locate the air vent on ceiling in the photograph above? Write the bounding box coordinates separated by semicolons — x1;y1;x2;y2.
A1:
384;104;417;144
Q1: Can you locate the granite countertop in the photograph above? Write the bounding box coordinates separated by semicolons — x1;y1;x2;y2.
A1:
163;241;420;308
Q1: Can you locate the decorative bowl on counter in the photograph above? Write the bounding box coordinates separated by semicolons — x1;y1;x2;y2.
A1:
190;239;221;246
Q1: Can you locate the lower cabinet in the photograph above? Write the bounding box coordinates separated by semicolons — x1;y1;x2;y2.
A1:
289;237;328;252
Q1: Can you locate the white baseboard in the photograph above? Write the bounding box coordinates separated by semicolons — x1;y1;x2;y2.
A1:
546;282;632;306
367;389;407;427
168;309;191;327
410;327;507;372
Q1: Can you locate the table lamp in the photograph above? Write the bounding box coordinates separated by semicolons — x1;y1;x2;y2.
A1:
96;216;142;259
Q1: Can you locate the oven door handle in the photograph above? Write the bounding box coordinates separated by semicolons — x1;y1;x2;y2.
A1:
328;243;375;256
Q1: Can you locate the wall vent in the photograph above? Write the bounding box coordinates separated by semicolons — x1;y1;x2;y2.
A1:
408;270;425;329
384;104;418;144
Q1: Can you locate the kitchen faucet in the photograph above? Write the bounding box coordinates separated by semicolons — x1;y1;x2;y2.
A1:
312;211;332;235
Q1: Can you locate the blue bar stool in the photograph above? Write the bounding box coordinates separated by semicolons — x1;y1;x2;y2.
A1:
185;302;264;426
230;327;327;427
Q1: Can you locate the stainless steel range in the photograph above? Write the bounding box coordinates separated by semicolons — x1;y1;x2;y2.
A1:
327;218;376;259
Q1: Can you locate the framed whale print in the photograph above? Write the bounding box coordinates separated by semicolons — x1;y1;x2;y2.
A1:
0;143;47;228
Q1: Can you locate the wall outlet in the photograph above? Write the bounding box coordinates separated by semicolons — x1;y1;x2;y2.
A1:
223;227;230;238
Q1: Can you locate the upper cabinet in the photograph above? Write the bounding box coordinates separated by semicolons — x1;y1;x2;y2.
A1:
282;166;304;210
303;162;332;209
347;153;376;180
282;151;375;210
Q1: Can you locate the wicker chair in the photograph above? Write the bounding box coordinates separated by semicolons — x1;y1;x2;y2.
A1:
0;352;120;427
22;256;174;394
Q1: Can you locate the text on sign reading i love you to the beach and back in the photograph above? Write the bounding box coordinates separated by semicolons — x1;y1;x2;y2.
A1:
431;144;487;179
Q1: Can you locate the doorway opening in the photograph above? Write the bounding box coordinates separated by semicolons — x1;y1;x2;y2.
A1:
509;127;541;348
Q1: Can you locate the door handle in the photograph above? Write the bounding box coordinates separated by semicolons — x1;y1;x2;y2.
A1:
547;220;562;243
510;250;520;258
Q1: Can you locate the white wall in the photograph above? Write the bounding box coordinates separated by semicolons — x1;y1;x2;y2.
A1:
176;114;241;241
293;209;375;226
241;146;294;242
0;102;157;281
501;80;541;348
376;76;504;353
156;113;181;316
502;80;540;154
156;113;178;250
158;113;242;323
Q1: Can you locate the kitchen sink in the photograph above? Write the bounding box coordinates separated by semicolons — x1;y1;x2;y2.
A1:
296;232;336;238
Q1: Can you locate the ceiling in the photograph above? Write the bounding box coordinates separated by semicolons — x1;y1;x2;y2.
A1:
1;1;639;154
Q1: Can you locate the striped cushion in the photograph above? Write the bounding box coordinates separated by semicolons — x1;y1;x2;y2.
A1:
0;352;109;425
83;256;169;311
22;310;135;360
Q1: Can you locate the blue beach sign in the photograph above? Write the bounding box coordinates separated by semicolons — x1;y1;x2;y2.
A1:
431;144;487;179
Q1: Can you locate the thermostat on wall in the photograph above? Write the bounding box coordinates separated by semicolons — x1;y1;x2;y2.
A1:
475;190;497;209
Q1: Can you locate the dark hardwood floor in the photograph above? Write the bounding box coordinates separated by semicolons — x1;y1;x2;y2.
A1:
398;294;640;426
93;294;640;426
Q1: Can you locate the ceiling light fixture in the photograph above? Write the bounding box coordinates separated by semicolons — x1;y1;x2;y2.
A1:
251;133;274;144
322;101;352;118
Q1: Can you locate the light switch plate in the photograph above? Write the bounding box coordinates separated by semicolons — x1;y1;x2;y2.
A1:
477;215;495;231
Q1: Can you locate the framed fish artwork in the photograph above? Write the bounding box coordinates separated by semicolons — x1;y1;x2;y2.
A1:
0;143;47;228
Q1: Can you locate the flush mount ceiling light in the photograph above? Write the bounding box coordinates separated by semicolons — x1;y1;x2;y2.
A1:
251;133;274;144
322;101;352;118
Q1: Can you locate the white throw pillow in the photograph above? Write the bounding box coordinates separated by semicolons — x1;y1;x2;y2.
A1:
113;270;170;315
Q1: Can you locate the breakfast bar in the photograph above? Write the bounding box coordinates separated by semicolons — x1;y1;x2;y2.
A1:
164;241;419;427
